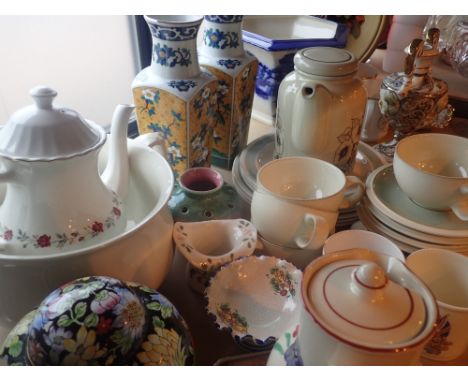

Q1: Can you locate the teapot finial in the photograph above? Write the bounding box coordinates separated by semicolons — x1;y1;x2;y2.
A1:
30;86;57;110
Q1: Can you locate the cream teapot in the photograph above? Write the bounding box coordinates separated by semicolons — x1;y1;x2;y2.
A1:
0;86;134;255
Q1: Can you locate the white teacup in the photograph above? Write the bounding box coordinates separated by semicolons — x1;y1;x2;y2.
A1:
406;248;468;362
322;229;406;262
251;157;365;249
252;192;335;250
394;133;468;221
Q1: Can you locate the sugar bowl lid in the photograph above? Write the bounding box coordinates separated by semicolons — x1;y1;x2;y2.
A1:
294;47;358;77
0;86;106;161
302;249;437;351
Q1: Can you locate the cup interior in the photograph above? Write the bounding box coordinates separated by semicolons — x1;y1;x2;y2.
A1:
322;229;405;262
187;224;239;257
257;157;345;200
407;249;468;308
396;134;468;179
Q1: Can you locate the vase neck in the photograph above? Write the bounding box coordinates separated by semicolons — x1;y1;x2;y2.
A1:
146;17;202;79
201;16;245;58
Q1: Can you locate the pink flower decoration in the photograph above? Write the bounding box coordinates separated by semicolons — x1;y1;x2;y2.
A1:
3;230;13;241
92;222;104;233
113;207;121;217
37;234;51;247
91;291;120;314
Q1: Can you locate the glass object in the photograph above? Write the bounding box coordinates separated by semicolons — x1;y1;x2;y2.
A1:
375;28;453;160
446;19;468;78
423;15;460;63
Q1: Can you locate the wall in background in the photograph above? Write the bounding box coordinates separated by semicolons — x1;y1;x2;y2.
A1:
0;16;138;127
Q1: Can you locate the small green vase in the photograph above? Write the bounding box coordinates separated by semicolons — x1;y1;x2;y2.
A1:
168;167;241;222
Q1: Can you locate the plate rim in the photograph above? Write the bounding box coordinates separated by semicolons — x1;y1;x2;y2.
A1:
365;165;468;238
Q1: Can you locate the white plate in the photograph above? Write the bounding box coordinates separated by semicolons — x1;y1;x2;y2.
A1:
363;197;468;245
236;133;386;200
366;165;468;238
357;204;468;254
206;255;302;351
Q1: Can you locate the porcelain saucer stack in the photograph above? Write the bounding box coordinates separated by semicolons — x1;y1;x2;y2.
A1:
232;133;386;230
357;164;468;255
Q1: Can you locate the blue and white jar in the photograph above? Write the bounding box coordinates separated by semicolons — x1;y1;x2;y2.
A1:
198;16;259;169
132;16;218;179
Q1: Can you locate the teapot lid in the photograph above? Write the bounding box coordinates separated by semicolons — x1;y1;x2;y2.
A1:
0;86;106;161
294;47;358;77
302;250;436;350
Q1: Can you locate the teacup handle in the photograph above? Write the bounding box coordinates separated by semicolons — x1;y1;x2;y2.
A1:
451;184;468;221
294;213;329;250
340;176;365;209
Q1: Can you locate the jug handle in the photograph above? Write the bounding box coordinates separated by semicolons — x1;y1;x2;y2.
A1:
291;83;333;155
134;132;167;158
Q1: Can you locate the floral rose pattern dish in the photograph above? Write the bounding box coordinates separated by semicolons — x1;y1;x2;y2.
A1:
267;266;297;298
216;303;248;334
0;276;194;366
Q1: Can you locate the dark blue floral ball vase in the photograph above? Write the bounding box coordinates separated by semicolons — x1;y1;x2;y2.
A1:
0;276;194;366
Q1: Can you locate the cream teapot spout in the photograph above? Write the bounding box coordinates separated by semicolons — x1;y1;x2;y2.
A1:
101;104;135;199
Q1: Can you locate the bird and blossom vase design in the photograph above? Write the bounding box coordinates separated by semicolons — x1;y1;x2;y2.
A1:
132;15;217;179
198;15;259;169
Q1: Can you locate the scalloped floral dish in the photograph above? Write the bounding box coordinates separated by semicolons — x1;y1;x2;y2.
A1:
206;255;302;351
0;276;194;366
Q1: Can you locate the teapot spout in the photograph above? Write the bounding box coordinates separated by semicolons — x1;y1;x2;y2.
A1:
101;104;135;199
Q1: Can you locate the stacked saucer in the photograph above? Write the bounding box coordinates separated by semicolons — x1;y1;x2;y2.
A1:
357;164;468;254
232;133;387;229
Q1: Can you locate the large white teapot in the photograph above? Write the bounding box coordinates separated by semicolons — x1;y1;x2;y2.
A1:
0;86;134;255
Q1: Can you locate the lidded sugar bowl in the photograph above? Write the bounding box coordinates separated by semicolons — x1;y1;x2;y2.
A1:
268;249;439;365
0;86;134;254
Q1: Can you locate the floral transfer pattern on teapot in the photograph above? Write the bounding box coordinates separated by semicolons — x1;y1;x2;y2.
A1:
0;195;123;250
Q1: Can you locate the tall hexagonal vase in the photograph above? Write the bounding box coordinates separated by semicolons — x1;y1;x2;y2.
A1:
198;15;259;169
132;15;217;178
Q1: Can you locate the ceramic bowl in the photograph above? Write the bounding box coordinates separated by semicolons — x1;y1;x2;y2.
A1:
242;16;347;125
393;133;468;220
322;229;406;262
174;219;257;294
0;276;194;365
0;138;175;342
206;255;302;351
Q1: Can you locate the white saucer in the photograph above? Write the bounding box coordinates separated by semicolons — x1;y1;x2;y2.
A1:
357;203;468;255
366;164;468;238
239;133;387;192
363;197;468;245
206;255;302;351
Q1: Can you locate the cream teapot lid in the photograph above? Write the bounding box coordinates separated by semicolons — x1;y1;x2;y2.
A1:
303;251;433;350
294;47;358;77
0;86;106;161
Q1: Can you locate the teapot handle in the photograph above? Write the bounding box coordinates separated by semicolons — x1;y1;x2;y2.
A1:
291;83;332;155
